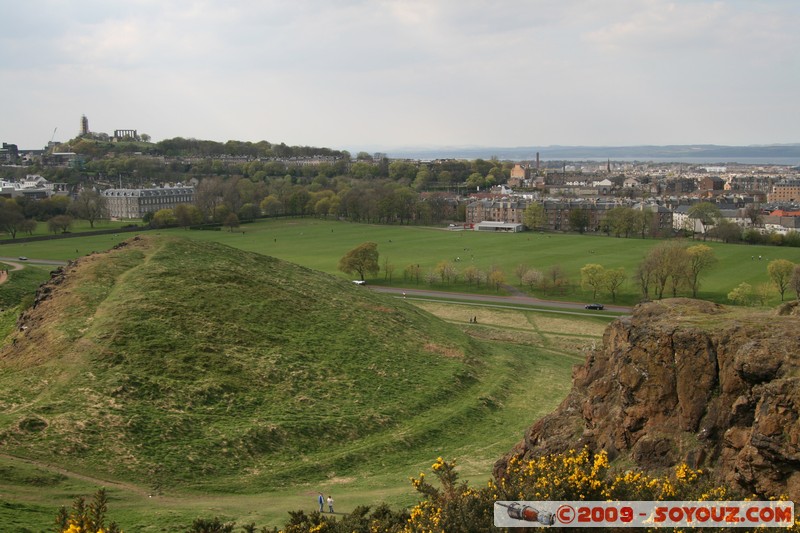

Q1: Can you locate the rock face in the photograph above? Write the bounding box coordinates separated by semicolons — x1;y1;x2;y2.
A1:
496;299;800;502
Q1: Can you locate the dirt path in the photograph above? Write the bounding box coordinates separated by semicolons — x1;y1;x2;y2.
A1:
0;452;157;499
0;260;25;285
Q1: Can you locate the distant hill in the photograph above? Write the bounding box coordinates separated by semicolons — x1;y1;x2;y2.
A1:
0;236;483;488
382;144;800;163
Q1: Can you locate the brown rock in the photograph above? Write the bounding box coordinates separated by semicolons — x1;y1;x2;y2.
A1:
495;299;800;503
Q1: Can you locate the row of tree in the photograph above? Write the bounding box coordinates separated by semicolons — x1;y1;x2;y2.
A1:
0;190;108;238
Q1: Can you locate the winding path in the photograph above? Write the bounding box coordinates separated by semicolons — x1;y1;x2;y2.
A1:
370;285;633;314
0;259;26;285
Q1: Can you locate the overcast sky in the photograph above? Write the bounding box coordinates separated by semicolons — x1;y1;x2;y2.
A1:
2;0;798;151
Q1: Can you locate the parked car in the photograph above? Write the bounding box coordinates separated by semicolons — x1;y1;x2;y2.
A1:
584;303;604;310
352;280;366;285
18;256;27;261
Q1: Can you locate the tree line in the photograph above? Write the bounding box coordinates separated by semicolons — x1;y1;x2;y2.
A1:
0;190;108;239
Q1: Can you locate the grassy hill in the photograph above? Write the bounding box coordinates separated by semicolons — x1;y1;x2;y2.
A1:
0;236;604;529
0;236;488;491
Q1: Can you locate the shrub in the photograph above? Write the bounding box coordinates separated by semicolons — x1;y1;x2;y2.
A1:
54;489;121;533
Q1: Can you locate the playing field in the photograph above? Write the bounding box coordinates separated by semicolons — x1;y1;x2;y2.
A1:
2;217;797;305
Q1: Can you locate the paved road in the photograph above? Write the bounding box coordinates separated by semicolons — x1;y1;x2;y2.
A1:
0;256;68;267
369;285;632;314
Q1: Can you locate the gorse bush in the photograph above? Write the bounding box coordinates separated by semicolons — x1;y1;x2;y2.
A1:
406;450;798;533
54;489;121;533
54;451;799;532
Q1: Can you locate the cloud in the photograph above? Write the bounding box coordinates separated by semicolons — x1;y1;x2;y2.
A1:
1;0;799;148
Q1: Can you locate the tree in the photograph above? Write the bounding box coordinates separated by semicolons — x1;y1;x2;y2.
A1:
744;203;763;227
194;177;224;220
0;199;25;238
634;209;656;238
603;267;626;303
515;263;530;284
767;259;795;301
638;241;685;300
687;202;721;240
174;204;203;228
338;242;379;281
260;195;283;217
521;269;542;291
404;263;421;284
435;260;458;284
523;203;546;231
568;208;590;233
686;244;718;298
152;208;176;228
604;207;636;238
791;264;800;300
236;203;259;222
462;265;479;286
666;244;690;297
19;218;37;236
580;264;606;300
223;212;240;232
487;268;505;292
545;264;568;295
383;257;395;282
728;282;753;306
635;259;654;301
48;214;73;234
69;189;108;228
712;219;742;243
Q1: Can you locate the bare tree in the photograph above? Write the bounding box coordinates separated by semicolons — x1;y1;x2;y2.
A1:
768;259;795;301
581;264;606;300
603;267;626;303
686;244;718;297
69;189;108;228
791;264;800;301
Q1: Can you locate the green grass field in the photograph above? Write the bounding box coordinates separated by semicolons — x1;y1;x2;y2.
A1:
0;236;611;530
1;218;142;240
0;218;797;529
4;217;795;306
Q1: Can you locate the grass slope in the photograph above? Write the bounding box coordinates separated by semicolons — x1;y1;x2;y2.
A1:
0;236;480;490
0;297;593;531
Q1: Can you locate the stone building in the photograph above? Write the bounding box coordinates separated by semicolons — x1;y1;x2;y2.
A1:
768;180;800;203
103;187;195;219
465;198;528;225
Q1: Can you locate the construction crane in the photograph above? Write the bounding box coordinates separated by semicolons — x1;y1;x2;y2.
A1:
46;127;59;153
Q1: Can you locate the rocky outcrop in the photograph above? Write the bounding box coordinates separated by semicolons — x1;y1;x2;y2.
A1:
496;299;800;502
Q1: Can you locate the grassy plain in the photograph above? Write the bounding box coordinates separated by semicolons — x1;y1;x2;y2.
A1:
0;218;141;240
0;236;609;530
4;217;794;306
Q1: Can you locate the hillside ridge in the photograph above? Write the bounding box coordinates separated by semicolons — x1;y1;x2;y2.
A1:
0;235;480;488
495;298;800;502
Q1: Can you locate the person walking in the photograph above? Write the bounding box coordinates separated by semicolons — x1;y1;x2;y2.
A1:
318;493;324;513
327;495;334;513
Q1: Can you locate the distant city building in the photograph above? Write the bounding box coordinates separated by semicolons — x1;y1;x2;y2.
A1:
113;129;139;141
466;198;527;225
0;142;19;163
0;175;66;199
80;115;89;136
475;221;524;232
768;180;800;203
508;164;531;188
103;186;195;219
